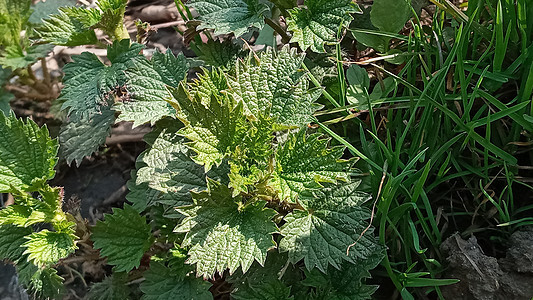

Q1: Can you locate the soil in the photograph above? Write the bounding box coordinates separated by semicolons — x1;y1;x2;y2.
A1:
440;228;533;300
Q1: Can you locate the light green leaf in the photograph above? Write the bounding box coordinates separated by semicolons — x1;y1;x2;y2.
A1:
169;84;247;171
0;0;31;47
140;261;213;300
175;179;278;278
35;6;99;46
95;0;128;40
0;187;65;227
187;0;270;37
0;113;58;192
189;68;228;106
23;228;77;267
0;44;54;70
117;50;188;126
59;106;115;166
270;131;352;202
91;204;153;272
286;0;360;52
279;182;381;272
370;0;411;34
227;46;322;127
0;225;32;263
87;273;131;300
346;64;370;106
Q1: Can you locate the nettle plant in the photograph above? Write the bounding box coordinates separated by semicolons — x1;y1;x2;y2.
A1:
0;0;386;299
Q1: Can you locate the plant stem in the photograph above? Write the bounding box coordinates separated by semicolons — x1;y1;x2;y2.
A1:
264;18;290;44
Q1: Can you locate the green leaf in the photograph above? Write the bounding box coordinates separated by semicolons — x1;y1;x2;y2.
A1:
175;179;278;278
169;84;247;171
270;131;352;202
58;40;144;164
279;182;381;272
23;228;77;267
95;0;128;40
301;250;384;300
228;251;294;300
140;261;213;300
35;6;99;46
59;106;115;166
0;187;66;227
0;113;58;192
191;39;244;70
60;40;144;119
346;64;370;106
0;225;32;263
117;50;188;126
0;44;54;70
286;0;360;52
370;0;411;34
19;266;65;300
87;273;131;300
29;0;76;24
134;118;228;211
0;0;31;47
227;46;322;127
187;0;270;37
91;204;152;272
0;90;14;115
189;68;228;106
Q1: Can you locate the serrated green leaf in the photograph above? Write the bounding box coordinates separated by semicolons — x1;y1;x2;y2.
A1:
370;0;411;34
191;39;244;70
0;0;31;47
117;50;188;126
270;131;352;202
168;84;247;171
59;106;115;166
189;68;228;106
18;265;65;300
227;46;322;127
286;0;360;52
0;186;67;227
60;40;144;119
23;228;77;266
0;113;58;192
140;261;213;300
0;225;32;263
87;272;131;300
228;251;294;300
279;182;381;272
58;40;144;164
175;179;278;278
301;248;384;300
91;204;152;272
95;0;128;40
0;44;54;70
134;118;228;211
34;6;99;46
29;0;76;24
187;0;270;37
